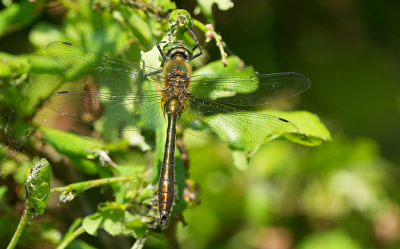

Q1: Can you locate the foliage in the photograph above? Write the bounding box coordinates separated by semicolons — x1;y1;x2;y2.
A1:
0;0;399;249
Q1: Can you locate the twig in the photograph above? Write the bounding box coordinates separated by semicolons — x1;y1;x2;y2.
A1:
56;226;85;249
193;19;228;66
6;210;30;249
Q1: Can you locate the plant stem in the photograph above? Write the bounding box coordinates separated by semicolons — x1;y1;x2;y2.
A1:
56;226;85;249
7;210;30;249
192;19;228;66
50;174;145;193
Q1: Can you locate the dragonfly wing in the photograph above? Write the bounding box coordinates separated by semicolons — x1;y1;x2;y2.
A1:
44;91;165;131
178;95;300;144
189;72;310;106
46;42;166;91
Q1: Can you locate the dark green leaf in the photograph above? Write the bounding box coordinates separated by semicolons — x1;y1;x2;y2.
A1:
40;126;105;157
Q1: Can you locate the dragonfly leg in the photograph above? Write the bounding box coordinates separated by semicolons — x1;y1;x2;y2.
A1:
188;21;202;61
156;41;167;61
141;59;163;77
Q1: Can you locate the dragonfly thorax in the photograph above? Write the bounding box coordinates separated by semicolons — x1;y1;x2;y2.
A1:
162;67;190;116
164;69;188;97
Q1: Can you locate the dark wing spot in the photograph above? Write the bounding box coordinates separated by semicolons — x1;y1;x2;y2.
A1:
62;42;72;46
279;118;289;123
58;91;69;94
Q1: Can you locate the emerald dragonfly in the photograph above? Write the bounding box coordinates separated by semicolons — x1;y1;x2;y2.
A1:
44;27;310;228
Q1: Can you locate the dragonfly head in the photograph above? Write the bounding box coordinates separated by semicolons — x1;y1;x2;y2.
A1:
163;41;193;62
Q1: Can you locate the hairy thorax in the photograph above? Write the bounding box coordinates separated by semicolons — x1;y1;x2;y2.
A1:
162;56;191;114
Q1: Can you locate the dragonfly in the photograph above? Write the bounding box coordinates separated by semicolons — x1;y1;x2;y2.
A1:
44;26;310;228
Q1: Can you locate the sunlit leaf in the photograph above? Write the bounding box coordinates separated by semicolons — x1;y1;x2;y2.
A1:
265;110;332;146
193;55;255;76
29;22;64;48
298;229;363;249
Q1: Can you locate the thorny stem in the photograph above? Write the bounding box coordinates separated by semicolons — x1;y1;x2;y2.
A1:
6;210;30;249
56;226;85;249
192;19;228;66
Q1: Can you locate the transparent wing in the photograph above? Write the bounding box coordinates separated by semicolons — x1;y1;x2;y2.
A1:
44;91;165;131
189;72;310;106
178;95;300;144
46;41;166;92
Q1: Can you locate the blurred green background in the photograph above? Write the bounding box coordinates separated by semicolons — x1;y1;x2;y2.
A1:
1;0;400;249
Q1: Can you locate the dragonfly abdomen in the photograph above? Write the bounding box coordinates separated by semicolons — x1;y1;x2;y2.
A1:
158;98;183;227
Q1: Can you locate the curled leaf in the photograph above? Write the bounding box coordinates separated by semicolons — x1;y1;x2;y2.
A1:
24;159;51;215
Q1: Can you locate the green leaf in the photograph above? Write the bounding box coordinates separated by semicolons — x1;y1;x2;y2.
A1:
0;62;63;116
265;110;332;146
141;45;163;70
151;123;166;184
68;156;99;175
167;9;191;39
0;60;11;77
174;146;186;201
125;217;145;228
132;227;147;238
101;207;125;236
29;22;64;47
83;206;132;237
193;55;255;76
0;186;8;201
137;186;157;202
157;0;176;12
40;126;105;158
0;52;58;78
298;229;363;249
82;213;102;236
196;0;234;22
41;126;107;174
24;158;51;215
116;164;146;176
0;0;45;36
232;150;249;170
171;197;187;216
114;7;155;50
